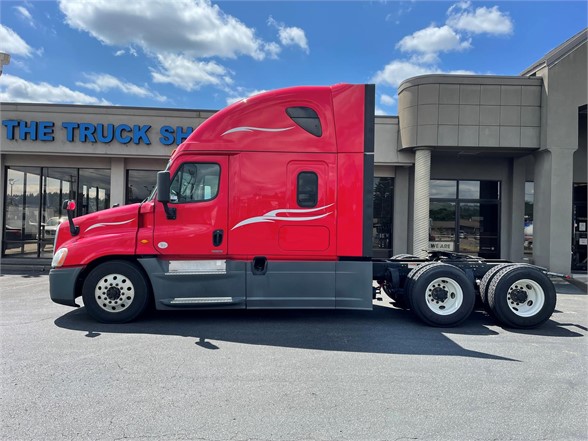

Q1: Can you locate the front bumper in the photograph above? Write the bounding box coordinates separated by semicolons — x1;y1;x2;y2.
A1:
49;266;84;307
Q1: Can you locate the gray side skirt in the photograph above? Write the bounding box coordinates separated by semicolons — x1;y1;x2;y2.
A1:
137;258;373;311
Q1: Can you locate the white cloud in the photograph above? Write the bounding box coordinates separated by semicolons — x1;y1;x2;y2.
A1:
372;0;505;101
0;74;111;105
372;61;438;88
267;16;309;54
225;89;267;106
14;6;36;28
375;106;388;116
264;42;281;60
396;25;471;55
59;0;271;60
380;94;396;107
114;50;125;57
371;60;475;88
76;73;167;102
447;1;513;35
0;25;34;57
150;54;232;92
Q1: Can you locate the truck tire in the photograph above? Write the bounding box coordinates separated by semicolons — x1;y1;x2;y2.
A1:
404;262;443;310
479;263;518;308
479;263;532;311
407;263;475;327
487;265;556;328
82;260;150;323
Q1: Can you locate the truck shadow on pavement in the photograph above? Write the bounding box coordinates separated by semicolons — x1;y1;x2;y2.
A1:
53;301;585;361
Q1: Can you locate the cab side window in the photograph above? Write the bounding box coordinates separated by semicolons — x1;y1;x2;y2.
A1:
170;163;220;203
297;172;318;207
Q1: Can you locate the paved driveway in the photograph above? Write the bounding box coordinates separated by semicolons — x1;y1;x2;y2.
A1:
1;273;586;441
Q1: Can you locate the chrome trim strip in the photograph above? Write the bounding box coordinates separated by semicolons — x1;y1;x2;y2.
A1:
169;297;235;304
221;126;294;136
85;218;134;232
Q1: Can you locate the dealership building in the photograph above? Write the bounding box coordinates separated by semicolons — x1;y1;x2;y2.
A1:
1;29;586;274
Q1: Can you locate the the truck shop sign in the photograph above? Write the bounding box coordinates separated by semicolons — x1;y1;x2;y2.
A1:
1;119;194;146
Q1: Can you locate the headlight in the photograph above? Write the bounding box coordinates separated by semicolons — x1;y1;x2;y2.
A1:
52;248;68;268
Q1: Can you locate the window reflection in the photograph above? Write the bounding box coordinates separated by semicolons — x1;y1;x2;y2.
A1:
524;182;534;256
127;170;157;205
459;180;500;199
429;202;456;251
430;180;457;198
3;166;110;258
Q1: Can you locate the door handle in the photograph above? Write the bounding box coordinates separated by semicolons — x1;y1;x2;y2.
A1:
212;229;224;247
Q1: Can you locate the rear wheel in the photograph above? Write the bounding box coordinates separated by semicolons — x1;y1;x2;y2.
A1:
479;263;526;317
407;263;475;327
82;260;150;323
487;266;556;328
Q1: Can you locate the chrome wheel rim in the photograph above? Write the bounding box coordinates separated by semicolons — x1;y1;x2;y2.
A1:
94;273;135;313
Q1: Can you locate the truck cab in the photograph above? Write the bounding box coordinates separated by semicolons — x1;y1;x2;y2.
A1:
50;84;376;322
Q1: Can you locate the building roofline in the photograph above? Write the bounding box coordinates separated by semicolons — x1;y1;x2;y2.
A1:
0;101;219;115
520;27;587;76
398;74;541;93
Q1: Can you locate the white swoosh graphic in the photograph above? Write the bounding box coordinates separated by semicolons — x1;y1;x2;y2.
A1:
85;218;135;232
221;126;294;136
232;204;334;230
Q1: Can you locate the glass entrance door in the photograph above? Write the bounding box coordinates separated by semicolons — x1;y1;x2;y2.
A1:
429;180;500;258
458;202;500;258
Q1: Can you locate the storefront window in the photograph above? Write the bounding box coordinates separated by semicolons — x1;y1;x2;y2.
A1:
524;182;534;257
429;180;500;258
127;170;157;205
459;180;500;199
3;166;110;258
4;167;41;258
430;180;457;198
430;201;456;251
79;169;110;214
373;177;394;258
572;183;587;271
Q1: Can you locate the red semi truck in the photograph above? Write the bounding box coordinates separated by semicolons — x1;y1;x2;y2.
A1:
49;83;556;328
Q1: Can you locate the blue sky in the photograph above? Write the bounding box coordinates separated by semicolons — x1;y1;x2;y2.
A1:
1;1;586;114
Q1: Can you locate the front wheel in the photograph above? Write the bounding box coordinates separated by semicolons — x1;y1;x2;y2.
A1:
82;260;150;323
407;263;475;327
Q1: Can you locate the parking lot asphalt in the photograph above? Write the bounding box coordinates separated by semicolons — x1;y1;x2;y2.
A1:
0;273;586;441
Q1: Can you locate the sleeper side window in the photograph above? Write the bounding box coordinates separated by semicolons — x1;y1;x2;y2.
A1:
297;172;318;207
170;163;220;203
286;107;322;137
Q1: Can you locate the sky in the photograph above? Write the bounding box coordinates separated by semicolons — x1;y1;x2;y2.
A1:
0;0;586;115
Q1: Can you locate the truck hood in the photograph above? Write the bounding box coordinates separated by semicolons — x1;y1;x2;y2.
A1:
56;203;141;249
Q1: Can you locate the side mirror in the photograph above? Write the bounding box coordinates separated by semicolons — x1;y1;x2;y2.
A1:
156;171;176;220
61;200;80;236
157;171;171;203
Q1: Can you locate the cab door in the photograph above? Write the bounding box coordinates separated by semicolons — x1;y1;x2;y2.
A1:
153;155;228;257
